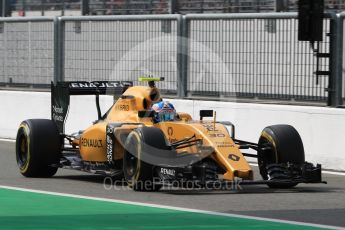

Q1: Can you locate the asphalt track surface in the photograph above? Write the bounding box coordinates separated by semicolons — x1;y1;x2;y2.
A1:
1;140;345;228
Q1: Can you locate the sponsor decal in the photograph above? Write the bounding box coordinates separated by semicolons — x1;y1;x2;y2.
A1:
106;125;116;163
106;135;113;162
202;124;219;132
168;138;178;143
107;126;113;134
218;145;234;148
203;124;226;138
167;127;173;136
160;168;176;176
69;81;132;89
52;105;63;114
216;142;235;148
228;154;240;161
208;133;226;138
115;104;129;111
52;113;64;122
81;138;103;148
52;105;64;122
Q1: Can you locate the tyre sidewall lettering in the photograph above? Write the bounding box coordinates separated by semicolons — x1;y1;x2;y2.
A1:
125;131;142;187
260;131;278;163
18;123;31;173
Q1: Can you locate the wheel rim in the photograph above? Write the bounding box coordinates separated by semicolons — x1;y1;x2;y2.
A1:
124;137;139;179
258;137;276;179
125;152;138;177
17;133;28;169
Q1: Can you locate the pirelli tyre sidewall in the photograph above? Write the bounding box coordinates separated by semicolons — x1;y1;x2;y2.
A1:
258;124;305;188
123;127;165;191
15;119;61;177
16;122;31;173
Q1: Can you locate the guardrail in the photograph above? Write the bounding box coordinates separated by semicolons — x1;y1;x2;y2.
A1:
0;13;344;107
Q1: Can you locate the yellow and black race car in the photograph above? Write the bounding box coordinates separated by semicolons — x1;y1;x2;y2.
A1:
15;77;325;191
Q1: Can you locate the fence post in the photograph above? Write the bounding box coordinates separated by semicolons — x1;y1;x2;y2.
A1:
0;0;3;17
169;0;179;14
329;13;343;107
53;17;59;83
54;17;65;83
1;0;11;17
177;15;188;98
81;0;90;15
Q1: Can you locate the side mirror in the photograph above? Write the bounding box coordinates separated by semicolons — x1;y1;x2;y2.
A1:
200;110;213;120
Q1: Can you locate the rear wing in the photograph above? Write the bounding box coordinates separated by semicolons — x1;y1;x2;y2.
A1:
51;81;133;133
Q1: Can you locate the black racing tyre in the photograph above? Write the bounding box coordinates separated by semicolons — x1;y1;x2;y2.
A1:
16;119;61;177
123;127;168;191
258;125;305;188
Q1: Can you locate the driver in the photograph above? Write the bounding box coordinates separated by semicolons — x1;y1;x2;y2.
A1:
152;101;177;123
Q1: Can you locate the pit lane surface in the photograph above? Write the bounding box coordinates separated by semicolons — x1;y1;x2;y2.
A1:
1;140;344;228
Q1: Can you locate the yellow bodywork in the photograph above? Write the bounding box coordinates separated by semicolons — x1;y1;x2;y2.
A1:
76;85;253;181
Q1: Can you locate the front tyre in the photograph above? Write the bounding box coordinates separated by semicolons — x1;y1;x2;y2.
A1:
123;127;168;191
16;119;61;177
258;125;305;188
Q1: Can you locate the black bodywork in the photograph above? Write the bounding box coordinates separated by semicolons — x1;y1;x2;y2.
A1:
51;81;132;133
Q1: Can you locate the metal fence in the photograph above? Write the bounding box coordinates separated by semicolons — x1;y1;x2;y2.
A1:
59;15;181;94
184;13;331;101
0;17;55;86
88;0;173;15
0;13;344;106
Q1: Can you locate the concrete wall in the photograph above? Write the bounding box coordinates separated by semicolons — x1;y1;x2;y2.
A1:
1;90;345;171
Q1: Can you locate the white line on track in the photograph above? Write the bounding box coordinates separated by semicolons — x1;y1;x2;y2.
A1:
0;138;15;143
0;185;342;230
320;171;345;176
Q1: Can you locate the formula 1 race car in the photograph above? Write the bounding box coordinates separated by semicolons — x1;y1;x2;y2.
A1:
15;77;325;191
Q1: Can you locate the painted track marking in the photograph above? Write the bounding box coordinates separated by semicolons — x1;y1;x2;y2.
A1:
0;185;342;230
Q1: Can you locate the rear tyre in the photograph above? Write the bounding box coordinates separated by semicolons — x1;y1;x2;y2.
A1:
16;119;61;177
258;125;305;188
123;127;168;191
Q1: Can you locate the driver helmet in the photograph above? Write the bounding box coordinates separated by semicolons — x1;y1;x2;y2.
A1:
152;101;176;123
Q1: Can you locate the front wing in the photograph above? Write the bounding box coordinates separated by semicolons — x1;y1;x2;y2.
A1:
154;161;326;189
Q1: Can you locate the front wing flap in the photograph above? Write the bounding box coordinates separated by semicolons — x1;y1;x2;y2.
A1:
154;161;326;189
